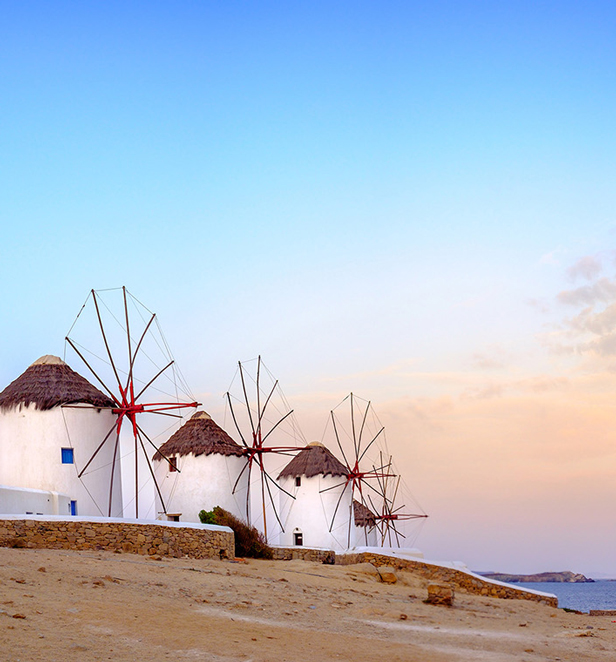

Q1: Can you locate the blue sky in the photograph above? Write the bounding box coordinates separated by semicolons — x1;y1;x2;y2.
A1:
2;1;616;574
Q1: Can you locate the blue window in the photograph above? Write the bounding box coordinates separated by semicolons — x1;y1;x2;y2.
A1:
61;448;74;464
70;500;77;516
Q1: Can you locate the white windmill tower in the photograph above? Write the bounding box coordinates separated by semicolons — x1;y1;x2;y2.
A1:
152;410;249;523
0;355;122;516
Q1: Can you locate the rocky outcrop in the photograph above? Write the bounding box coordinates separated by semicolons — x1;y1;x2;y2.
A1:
480;571;593;583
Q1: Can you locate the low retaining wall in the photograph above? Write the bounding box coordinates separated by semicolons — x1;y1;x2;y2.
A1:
0;516;234;560
337;551;558;607
272;546;335;563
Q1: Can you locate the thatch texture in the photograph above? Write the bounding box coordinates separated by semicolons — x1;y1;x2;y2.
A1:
0;356;116;412
154;411;244;460
278;442;348;479
353;499;377;528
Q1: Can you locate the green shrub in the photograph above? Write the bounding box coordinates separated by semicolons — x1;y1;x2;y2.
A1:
199;506;273;559
198;509;217;525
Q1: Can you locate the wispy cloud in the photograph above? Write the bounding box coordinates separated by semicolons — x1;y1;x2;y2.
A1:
557;277;616;306
546;253;616;360
539;247;567;266
461;375;569;400
471;346;509;370
526;297;550;314
567;255;602;282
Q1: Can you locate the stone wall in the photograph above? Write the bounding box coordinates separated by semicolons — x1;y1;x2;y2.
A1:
0;516;234;560
272;546;335;563
337;551;558;607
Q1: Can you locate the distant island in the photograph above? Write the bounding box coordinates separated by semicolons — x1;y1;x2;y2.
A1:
479;571;594;583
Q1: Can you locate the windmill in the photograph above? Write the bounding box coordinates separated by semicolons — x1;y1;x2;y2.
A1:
64;286;199;518
365;453;428;548
319;393;397;548
223;356;305;542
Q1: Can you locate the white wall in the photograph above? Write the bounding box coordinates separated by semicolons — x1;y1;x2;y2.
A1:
153;452;249;524
0;404;122;517
278;474;357;551
0;484;72;516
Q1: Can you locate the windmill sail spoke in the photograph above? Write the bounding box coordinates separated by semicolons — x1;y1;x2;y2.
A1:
328;481;350;533
226;392;248;447
77;420;118;478
358;426;385;464
108;433;120;517
262;469;286;531
136;423;179;473
134;361;174;401
260;409;294;444
123;286;133;391
258;379;279;430
92;290;124;394
65;338;120;405
319;479;348;494
331;412;350;469
239;362;255;435
125;312;156;392
232;457;252;495
136;429;167;515
357;399;371;455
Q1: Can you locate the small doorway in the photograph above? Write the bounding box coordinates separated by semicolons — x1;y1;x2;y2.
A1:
70;500;77;516
293;530;303;546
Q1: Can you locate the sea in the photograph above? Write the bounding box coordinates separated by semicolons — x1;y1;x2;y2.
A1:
517;580;616;613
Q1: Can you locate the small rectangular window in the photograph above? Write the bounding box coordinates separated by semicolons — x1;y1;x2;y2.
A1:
61;448;74;464
295;476;301;487
294;532;303;546
169;456;178;472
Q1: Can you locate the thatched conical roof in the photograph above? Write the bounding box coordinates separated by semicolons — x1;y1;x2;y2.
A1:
353;499;377;528
0;355;116;412
154;411;244;460
278;442;348;479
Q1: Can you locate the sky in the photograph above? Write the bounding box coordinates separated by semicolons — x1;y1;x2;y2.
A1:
1;1;616;576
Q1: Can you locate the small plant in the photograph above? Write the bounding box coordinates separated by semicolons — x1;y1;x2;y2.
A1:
198;506;273;559
198;509;217;525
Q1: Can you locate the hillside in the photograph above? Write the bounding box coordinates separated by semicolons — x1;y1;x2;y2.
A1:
480;571;594;583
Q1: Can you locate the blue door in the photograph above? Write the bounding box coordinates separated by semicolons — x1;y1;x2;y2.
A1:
70;500;77;516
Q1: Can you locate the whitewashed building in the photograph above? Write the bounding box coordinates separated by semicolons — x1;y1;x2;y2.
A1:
0;355;122;517
152;411;249;523
277;442;376;551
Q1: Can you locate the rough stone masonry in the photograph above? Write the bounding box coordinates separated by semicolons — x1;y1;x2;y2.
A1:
0;516;234;560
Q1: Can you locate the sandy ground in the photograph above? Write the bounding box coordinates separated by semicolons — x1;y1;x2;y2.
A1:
0;548;615;662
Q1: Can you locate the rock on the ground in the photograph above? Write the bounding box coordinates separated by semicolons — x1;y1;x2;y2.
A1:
426;584;454;606
376;566;398;584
